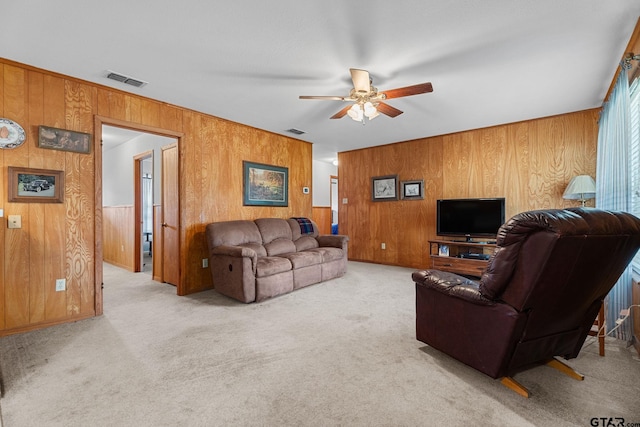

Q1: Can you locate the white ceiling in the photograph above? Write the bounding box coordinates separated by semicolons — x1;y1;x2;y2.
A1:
2;1;639;163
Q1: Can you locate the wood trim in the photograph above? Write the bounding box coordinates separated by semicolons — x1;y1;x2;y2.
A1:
96;115;184;140
94;117;103;315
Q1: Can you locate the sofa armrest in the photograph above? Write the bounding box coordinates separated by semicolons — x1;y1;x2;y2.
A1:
210;245;258;273
211;245;256;258
316;234;349;250
412;270;494;306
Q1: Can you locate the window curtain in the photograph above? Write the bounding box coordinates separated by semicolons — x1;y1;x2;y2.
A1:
596;67;632;341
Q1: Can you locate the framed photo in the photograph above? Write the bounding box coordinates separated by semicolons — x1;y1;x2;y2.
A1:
401;180;424;200
38;125;91;154
243;161;288;207
8;166;64;203
371;175;398;201
438;244;450;257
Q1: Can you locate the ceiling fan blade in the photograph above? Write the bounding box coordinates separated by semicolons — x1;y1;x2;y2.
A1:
350;69;371;94
299;95;347;101
381;82;433;99
330;105;352;119
376;102;404;118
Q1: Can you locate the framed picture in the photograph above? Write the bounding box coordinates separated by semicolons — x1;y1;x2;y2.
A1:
371;175;398;201
8;166;65;203
438;244;450;257
401;180;424;200
243;161;288;206
38;125;91;154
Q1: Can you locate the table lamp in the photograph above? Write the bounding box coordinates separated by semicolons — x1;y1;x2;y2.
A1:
563;175;596;207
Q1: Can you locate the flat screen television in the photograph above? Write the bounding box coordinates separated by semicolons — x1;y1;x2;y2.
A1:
436;198;505;241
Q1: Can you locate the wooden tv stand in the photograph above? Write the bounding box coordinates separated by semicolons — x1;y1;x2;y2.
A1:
428;239;496;278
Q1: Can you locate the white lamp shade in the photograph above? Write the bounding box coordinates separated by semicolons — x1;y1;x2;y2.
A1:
563;175;596;200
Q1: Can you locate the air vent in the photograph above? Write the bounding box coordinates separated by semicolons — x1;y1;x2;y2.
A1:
106;71;148;88
286;128;306;135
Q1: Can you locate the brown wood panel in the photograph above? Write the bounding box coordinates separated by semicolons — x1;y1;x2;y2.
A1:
312;207;332;235
103;206;135;271
339;110;598;268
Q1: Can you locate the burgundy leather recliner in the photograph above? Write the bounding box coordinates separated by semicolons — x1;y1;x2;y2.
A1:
413;208;640;397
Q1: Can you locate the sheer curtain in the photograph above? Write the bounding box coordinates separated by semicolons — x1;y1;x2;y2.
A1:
596;67;633;340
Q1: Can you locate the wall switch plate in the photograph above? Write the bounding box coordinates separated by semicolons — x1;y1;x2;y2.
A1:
202;258;208;268
381;243;386;250
8;215;21;229
342;198;348;204
55;278;66;292
302;187;310;194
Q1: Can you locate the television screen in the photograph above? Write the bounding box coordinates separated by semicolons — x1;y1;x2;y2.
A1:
437;198;505;240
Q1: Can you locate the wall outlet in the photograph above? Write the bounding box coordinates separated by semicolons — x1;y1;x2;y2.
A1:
381;243;386;250
55;278;66;292
202;258;208;268
342;198;348;204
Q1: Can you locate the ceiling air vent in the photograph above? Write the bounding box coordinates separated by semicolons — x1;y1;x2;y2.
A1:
106;71;148;88
286;128;306;135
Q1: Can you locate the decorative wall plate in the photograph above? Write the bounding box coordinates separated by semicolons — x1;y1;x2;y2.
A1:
0;118;26;149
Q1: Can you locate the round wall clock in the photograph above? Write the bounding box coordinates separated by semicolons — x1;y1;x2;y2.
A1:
0;118;26;149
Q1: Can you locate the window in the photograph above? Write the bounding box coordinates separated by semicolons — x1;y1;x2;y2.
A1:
630;77;640;271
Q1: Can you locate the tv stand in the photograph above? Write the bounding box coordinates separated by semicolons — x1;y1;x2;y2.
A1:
429;239;496;278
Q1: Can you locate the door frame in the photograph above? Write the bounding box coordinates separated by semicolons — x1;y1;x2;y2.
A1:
94;116;184;314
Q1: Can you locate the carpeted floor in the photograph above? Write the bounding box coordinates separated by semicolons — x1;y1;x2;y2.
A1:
0;261;639;426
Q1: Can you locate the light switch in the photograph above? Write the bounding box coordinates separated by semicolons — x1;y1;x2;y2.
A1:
8;215;21;229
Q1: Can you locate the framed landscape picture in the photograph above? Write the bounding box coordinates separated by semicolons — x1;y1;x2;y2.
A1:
8;166;64;203
371;175;398;201
243;161;288;207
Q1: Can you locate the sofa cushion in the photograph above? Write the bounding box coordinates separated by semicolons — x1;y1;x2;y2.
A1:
308;247;344;262
207;220;262;247
256;256;292;277
255;218;292;243
293;236;319;252
282;250;323;269
264;238;297;256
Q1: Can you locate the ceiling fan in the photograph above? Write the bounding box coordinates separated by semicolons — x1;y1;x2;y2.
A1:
299;68;433;123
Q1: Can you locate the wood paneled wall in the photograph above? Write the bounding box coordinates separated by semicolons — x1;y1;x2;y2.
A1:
338;110;599;269
312;206;332;235
0;58;312;335
103;206;135;271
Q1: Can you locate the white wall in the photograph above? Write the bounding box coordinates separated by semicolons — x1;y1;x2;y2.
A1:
312;160;337;207
103;133;176;206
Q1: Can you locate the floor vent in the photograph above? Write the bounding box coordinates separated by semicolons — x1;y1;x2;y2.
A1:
286;128;306;135
106;71;148;88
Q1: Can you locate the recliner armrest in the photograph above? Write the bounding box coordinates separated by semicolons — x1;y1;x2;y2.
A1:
412;270;495;306
316;235;349;250
211;245;257;258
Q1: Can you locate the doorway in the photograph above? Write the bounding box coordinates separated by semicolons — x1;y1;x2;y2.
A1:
134;151;154;275
330;175;338;234
97;118;182;303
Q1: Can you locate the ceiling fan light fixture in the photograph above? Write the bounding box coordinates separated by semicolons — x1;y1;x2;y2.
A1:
347;104;363;121
363;102;378;119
